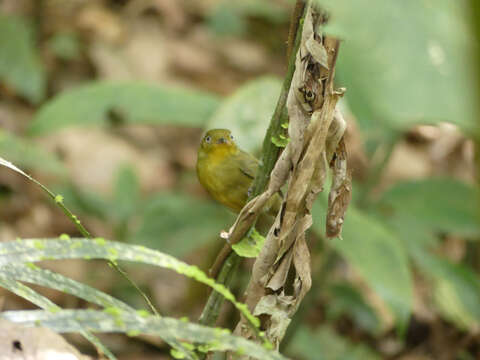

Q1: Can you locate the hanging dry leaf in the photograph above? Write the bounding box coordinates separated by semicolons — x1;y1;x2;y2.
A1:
231;4;351;354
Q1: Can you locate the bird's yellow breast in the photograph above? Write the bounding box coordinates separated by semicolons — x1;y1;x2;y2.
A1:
196;145;251;212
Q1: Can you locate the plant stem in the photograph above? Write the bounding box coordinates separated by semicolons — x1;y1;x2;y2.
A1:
468;0;480;272
199;252;241;326
197;0;307;331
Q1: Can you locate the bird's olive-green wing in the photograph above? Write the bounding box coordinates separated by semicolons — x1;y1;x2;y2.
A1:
236;150;260;180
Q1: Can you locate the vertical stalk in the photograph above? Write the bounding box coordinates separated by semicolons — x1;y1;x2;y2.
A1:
198;0;307;330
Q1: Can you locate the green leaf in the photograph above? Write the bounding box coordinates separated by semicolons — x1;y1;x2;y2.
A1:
326;282;381;334
207;76;282;153
113;165;140;222
0;130;66;175
433;261;480;330
2;265;209;359
313;203;413;329
412;250;480;330
208;3;247;36
271;135;289;148
373;178;480;330
46;31;80;60
0;275;116;360
2;309;288;360
0;15;46;103
0;275;56;309
29;81;221;135
233;0;288;23
232;228;265;258
132;193;234;257
288;325;381;360
3;264;133;311
207;0;288;36
0;238;260;331
376;178;480;238
316;0;475;131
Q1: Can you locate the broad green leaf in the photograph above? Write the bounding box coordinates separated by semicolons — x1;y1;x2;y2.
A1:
231;0;288;23
288;325;381;360
376;178;480;238
316;0;475;131
113;165;140;222
29;82;221;135
207;76;282;153
412;249;480;330
0;130;65;176
374;178;480;330
208;0;288;36
0;238;260;331
326;282;381;334
0;15;46;103
0;275;116;360
208;3;246;36
313;203;413;328
2;309;288;360
132;193;233;257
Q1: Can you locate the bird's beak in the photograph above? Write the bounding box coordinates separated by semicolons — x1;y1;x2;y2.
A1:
217;137;227;144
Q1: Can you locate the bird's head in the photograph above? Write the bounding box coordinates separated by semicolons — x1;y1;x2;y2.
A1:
199;129;237;154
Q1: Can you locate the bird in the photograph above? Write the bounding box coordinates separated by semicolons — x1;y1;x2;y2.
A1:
196;129;280;216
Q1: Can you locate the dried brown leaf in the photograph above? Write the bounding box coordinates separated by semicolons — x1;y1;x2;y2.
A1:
326;138;352;238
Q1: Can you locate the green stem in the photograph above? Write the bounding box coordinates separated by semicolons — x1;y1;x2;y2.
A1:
197;0;307;335
468;0;480;272
199;252;241;326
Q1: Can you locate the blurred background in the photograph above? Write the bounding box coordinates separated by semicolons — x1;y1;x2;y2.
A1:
0;0;478;359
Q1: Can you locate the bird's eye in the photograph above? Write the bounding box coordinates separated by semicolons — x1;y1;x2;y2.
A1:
205;135;211;143
230;134;234;141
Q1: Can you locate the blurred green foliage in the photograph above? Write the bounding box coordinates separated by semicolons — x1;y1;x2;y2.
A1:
29;82;221;135
0;130;65;176
316;0;475;153
326;282;381;334
207;0;288;36
0;15;46;103
376;179;479;238
47;31;81;61
288;325;381;360
313;200;413;330
0;0;478;359
208;76;282;153
132;193;233;258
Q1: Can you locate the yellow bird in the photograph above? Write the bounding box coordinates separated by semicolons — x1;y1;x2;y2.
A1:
196;129;280;216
